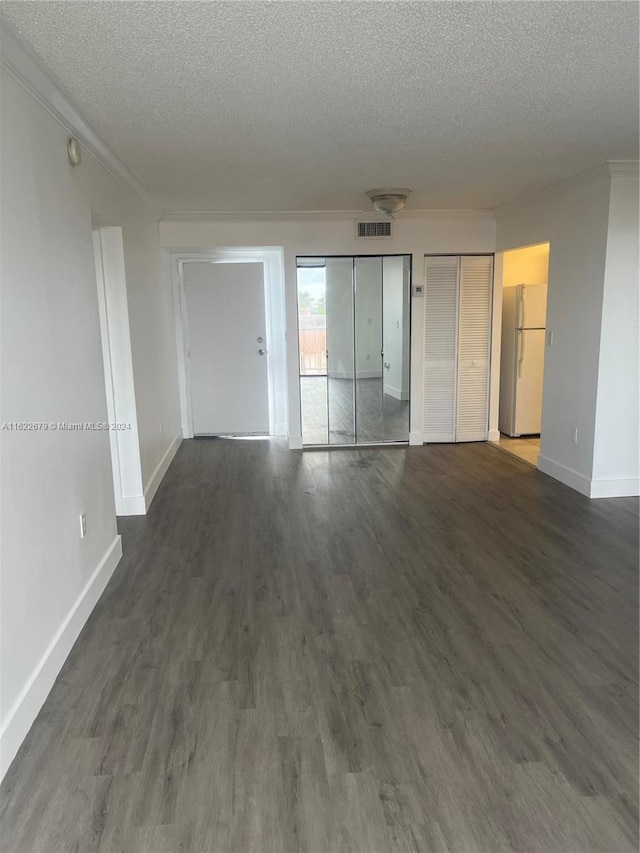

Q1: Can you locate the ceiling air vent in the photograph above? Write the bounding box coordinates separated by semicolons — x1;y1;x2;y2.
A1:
356;220;392;239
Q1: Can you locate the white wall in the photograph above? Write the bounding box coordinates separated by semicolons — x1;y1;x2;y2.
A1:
495;165;639;497
502;242;550;287
592;174;640;495
0;68;181;777
160;214;496;445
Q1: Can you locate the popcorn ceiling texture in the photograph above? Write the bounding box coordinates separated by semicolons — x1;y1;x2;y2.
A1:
2;1;638;213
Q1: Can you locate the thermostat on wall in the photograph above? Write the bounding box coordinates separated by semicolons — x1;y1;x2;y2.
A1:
412;284;425;297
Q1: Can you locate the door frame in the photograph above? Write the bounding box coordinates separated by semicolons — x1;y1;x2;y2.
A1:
92;226;146;515
171;249;287;439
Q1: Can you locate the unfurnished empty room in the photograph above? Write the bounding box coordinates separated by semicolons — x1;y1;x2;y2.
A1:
0;2;638;852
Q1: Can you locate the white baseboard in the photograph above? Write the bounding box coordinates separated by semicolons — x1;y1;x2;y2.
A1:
383;384;411;402
119;494;146;516
288;435;303;450
538;455;639;498
329;370;383;380
424;432;455;443
488;429;501;441
384;383;401;400
144;433;182;511
409;431;424;446
537;455;592;496
0;535;123;782
589;477;639;499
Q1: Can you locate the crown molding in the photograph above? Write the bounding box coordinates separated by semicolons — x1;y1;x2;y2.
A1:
162;210;362;222
160;208;495;223
0;21;162;220
607;160;639;177
493;160;639;220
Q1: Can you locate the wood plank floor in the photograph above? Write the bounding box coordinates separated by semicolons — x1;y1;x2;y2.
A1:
300;376;409;445
1;439;638;852
489;435;541;468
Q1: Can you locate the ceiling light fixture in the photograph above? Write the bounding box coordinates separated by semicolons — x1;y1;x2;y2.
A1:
366;188;412;218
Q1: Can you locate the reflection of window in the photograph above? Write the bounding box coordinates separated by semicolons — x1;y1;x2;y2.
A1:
297;266;327;376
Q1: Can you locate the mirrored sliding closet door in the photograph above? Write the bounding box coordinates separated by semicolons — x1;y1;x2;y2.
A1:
297;255;411;447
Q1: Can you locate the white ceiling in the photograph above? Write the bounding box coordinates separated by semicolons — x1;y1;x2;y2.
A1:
2;1;638;213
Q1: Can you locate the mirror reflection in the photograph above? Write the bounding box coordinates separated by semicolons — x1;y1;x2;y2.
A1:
297;255;410;446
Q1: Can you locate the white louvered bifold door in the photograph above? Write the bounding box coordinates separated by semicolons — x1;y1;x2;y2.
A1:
455;256;493;442
423;256;459;442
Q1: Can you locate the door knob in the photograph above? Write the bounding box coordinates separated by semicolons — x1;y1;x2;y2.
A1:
258;349;267;356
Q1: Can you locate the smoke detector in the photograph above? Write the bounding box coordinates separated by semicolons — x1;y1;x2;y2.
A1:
366;188;412;217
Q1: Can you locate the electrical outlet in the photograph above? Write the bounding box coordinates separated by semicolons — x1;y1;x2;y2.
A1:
79;512;87;539
572;428;578;444
547;330;554;346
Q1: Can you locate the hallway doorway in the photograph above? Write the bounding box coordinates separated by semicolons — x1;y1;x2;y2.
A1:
490;241;550;468
92;226;145;515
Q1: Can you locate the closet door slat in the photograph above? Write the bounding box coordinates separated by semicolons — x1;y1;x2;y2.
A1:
456;255;493;442
423;256;459;442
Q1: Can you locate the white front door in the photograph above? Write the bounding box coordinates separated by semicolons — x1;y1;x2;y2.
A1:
184;262;270;435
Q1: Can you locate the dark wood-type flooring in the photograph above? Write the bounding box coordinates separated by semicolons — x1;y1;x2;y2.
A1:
300;376;409;445
1;439;638;852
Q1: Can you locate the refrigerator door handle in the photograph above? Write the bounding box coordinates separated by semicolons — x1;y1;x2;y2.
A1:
518;288;525;329
517;329;525;377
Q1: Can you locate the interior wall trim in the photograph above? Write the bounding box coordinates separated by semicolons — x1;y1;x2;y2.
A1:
160;209;496;223
537;455;592;497
493;160;639;220
589;477;640;499
119;495;146;516
606;160;640;178
0;22;162;220
0;535;123;782
143;433;183;511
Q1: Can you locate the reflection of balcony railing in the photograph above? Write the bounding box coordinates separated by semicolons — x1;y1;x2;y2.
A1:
299;327;327;375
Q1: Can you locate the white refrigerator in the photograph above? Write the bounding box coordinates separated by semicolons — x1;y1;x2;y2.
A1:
499;284;547;436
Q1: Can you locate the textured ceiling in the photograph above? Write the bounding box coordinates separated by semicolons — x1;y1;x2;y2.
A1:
2;1;638;213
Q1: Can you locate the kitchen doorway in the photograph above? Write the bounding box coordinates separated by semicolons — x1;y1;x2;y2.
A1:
491;242;550;467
